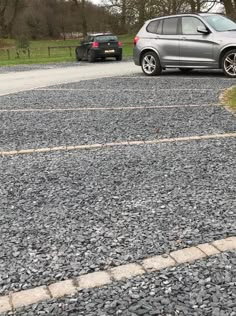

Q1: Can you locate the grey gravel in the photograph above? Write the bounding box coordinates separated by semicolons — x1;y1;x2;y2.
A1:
0;138;235;295
0;68;235;311
0;74;235;110
0;62;87;74
0;106;235;151
0;88;222;109
53;76;236;90
0;59;132;74
2;251;236;316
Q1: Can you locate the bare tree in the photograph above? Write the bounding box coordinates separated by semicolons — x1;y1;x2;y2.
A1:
72;0;87;36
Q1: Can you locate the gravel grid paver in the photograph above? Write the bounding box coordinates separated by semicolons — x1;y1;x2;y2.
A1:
0;89;221;109
0;138;235;295
1;251;235;316
0;60;134;74
0;68;236;313
48;76;236;91
0;63;78;74
0;106;236;151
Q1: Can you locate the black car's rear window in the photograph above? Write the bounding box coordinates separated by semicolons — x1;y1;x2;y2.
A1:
95;35;118;42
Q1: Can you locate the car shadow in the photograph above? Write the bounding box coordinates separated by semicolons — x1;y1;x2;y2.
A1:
160;69;227;78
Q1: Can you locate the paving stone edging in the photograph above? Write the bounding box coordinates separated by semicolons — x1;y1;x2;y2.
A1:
0;236;235;313
1;133;236;157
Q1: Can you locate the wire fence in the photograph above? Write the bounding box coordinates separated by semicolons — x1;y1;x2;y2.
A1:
0;45;78;61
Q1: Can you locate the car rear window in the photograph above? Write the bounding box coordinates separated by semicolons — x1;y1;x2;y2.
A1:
95;35;118;42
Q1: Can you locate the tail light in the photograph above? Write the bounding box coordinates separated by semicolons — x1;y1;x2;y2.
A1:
134;36;140;46
92;41;99;48
118;41;122;47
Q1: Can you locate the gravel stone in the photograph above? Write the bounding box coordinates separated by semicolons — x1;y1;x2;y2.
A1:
0;138;235;295
0;75;235;110
1;251;235;316
0;67;235;312
0;88;221;109
0;106;235;151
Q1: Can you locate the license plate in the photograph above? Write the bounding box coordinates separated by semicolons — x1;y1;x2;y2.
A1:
105;50;115;53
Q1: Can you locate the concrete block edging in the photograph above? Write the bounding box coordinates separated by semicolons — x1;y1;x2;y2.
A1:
0;236;235;313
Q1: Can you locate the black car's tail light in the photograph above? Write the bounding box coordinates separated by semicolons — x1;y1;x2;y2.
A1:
92;42;99;48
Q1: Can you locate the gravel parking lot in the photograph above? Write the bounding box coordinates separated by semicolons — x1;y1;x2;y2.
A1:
4;251;236;316
0;63;236;315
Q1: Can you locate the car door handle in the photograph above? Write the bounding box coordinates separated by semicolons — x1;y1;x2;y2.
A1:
181;37;187;40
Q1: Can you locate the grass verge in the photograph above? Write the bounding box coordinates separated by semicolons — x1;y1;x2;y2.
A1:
221;86;236;114
0;34;134;66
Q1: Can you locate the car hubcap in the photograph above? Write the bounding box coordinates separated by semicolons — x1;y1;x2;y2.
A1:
224;53;236;76
143;55;156;74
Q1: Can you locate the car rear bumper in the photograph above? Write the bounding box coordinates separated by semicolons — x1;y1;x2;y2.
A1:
92;47;122;58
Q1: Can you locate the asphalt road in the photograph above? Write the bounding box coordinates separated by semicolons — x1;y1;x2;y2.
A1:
0;62;236;315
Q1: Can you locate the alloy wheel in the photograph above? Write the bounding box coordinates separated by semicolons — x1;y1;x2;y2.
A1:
223;52;236;77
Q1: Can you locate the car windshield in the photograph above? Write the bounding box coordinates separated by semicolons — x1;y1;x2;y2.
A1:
202;15;236;31
96;35;118;42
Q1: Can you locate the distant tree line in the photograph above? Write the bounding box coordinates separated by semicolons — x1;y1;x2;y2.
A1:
0;0;114;40
102;0;236;33
0;0;235;40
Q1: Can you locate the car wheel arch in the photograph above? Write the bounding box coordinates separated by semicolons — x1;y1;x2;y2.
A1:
139;48;161;65
219;45;236;68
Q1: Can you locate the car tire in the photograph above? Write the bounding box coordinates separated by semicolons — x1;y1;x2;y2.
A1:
222;49;236;78
116;54;122;61
179;68;193;73
75;47;82;61
141;51;162;76
88;50;95;63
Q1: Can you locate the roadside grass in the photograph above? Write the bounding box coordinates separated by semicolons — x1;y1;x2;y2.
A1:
0;34;134;66
221;86;236;114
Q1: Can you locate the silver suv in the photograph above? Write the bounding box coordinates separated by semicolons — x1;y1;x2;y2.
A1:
133;13;236;77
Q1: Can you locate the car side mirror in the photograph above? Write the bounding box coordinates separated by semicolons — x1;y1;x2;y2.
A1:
197;26;210;34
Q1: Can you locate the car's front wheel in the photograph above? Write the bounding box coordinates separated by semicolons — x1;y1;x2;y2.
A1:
141;51;162;76
222;49;236;78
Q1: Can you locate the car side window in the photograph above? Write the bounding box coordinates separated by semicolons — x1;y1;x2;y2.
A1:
147;20;160;33
162;17;178;35
182;17;206;35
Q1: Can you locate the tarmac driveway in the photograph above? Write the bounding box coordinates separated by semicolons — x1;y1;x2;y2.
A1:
0;63;236;315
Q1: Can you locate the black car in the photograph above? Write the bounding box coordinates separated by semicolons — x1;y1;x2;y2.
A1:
75;33;122;62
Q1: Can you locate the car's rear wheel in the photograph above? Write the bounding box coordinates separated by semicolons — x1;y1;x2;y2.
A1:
88;50;95;63
75;47;82;61
141;51;162;76
222;49;236;78
116;54;122;61
179;68;193;73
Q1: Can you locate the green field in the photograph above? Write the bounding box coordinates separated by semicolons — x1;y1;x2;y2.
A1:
0;34;134;66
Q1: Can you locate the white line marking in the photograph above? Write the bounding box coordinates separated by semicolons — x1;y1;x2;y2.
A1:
36;88;222;91
1;133;236;156
0;104;219;112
